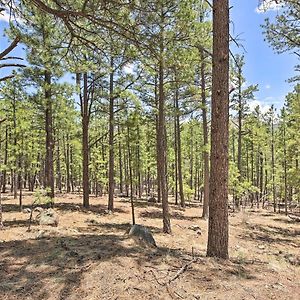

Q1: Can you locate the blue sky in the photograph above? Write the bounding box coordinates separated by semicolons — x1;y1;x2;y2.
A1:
1;1;298;112
230;0;298;112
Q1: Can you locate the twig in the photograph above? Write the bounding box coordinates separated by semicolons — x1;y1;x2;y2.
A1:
149;269;164;286
168;258;197;283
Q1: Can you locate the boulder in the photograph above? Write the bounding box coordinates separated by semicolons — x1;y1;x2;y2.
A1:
148;197;156;203
127;224;157;248
37;208;59;226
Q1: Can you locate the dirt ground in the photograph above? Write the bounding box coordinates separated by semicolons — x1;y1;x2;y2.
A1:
0;192;299;300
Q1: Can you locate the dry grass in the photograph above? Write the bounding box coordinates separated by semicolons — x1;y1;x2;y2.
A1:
0;192;299;300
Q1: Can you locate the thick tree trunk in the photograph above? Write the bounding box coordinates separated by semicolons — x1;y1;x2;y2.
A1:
207;0;229;259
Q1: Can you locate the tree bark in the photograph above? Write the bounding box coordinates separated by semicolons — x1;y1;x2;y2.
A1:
201;52;209;219
271;107;276;212
78;73;90;208
158;22;171;232
207;0;229;259
175;79;185;208
236;64;242;210
108;57;115;211
44;71;55;200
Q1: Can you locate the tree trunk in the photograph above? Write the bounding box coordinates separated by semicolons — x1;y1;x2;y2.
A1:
155;75;161;203
207;0;229;259
236;64;242;211
173;101;178;205
201;52;209;219
44;71;55;200
118;125;123;194
271;107;276;212
108;57;115;211
283;120;288;215
1;125;8;193
175;79;185;208
78;73;90;208
127;123;135;225
158;48;171;233
56;130;62;193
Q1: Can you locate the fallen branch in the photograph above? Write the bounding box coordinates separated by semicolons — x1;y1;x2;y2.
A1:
288;214;300;222
168;258;197;284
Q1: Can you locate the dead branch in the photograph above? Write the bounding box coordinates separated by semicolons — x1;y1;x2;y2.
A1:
0;36;20;60
288;214;300;222
168;258;197;284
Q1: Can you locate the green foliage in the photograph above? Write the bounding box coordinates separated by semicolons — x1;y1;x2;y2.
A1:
33;188;53;206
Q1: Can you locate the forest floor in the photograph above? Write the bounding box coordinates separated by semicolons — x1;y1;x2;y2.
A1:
0;193;299;300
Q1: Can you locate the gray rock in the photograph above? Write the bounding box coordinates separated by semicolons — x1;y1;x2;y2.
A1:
33;207;43;213
147;197;156;203
37;208;59;226
23;208;31;214
127;224;157;248
74;205;81;211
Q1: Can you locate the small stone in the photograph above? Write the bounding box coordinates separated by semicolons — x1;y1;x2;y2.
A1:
196;230;202;235
23;208;31;214
36;230;46;239
258;245;265;250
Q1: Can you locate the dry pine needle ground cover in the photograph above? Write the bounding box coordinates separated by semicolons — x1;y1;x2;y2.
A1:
0;193;299;300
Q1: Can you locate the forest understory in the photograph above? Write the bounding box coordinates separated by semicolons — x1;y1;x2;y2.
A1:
0;192;299;300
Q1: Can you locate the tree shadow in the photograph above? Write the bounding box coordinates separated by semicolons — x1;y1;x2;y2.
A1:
2;203;27;212
238;223;300;247
272;217;300;225
2;219;35;228
139;210;201;222
85;221;162;234
0;233;189;299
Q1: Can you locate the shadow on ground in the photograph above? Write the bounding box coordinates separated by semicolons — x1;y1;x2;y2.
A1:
139;210;201;222
238;223;300;247
0;233;192;299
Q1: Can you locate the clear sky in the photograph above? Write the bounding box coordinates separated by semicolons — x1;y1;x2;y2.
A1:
230;0;298;112
1;1;298;112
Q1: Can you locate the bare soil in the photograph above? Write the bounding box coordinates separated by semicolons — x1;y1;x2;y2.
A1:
0;193;299;300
